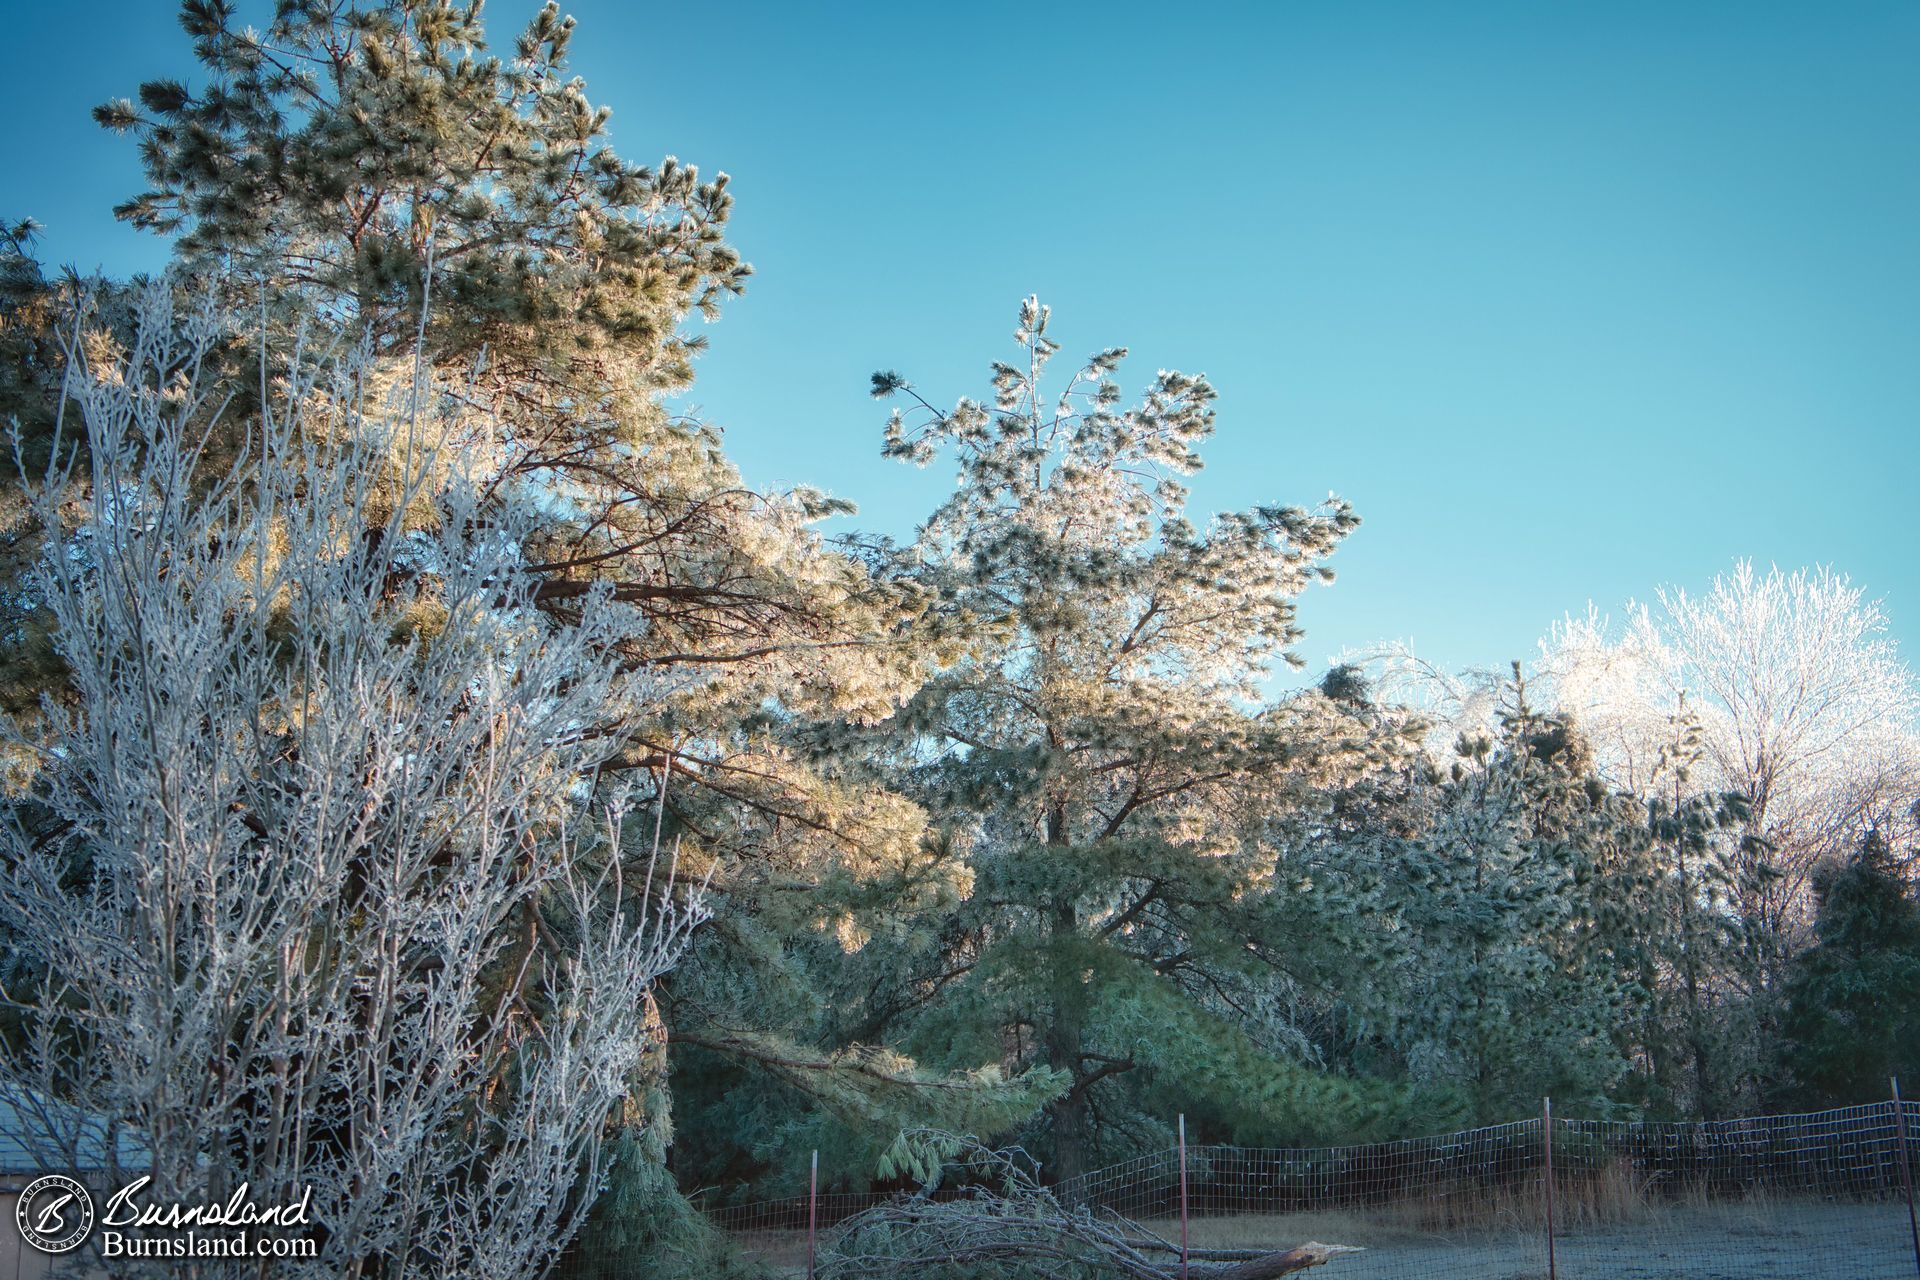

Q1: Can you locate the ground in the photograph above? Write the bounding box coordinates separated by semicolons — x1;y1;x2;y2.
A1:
1152;1201;1915;1279
735;1200;1918;1278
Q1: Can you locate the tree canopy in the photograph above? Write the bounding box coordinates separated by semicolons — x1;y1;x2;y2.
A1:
0;4;1916;1274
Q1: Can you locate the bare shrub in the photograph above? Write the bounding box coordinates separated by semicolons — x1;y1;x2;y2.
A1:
0;283;705;1278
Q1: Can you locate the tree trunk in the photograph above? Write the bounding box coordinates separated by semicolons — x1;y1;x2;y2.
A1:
1046;894;1089;1193
1675;818;1715;1120
1040;791;1094;1191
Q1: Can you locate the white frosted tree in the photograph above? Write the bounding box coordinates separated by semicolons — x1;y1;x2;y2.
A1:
0;286;705;1279
1534;563;1920;1112
1339;640;1507;758
1538;561;1920;958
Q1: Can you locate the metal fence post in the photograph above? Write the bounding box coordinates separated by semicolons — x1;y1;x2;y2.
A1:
1543;1096;1557;1280
1894;1079;1920;1279
1178;1113;1190;1280
808;1148;819;1280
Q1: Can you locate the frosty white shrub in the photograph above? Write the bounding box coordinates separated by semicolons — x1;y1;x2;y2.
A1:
0;282;705;1279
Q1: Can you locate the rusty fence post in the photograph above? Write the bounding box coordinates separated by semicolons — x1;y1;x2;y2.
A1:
1895;1079;1920;1280
808;1148;819;1280
1178;1113;1190;1280
1543;1096;1557;1280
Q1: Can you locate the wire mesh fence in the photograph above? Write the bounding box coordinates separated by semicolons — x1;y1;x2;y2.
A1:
559;1096;1920;1276
703;1190;891;1271
1062;1101;1920;1216
1041;1100;1920;1279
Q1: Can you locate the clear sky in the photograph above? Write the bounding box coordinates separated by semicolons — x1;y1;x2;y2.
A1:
3;1;1916;685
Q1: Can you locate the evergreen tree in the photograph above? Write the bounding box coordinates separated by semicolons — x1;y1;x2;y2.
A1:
864;298;1389;1183
1777;829;1920;1106
0;221;59;452
1229;665;1439;1101
82;2;1026;1261
0;222;68;720
1636;700;1751;1117
93;0;747;399
1368;671;1650;1122
87;2;914;706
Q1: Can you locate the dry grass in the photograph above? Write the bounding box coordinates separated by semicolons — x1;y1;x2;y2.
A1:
1408;1159;1655;1234
1135;1208;1440;1251
732;1229;814;1269
1123;1159;1702;1255
1135;1175;1829;1255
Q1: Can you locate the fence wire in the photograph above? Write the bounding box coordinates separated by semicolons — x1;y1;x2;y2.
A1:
562;1099;1920;1277
1038;1101;1920;1279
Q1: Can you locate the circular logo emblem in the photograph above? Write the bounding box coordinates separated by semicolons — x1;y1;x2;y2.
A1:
15;1174;94;1254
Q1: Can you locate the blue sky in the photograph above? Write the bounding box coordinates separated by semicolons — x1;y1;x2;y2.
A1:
4;1;1916;684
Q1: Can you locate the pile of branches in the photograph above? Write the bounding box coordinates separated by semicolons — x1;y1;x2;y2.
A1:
817;1134;1360;1280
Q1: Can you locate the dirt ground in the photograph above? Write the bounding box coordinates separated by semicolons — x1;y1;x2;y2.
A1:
1149;1200;1917;1279
737;1200;1919;1278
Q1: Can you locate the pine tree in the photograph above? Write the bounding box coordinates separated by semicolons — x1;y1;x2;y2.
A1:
1637;699;1750;1117
864;298;1388;1182
1370;671;1649;1122
0;221;60;451
93;0;747;397
1777;829;1920;1106
0;222;73;719
86;2;913;700
80;1;1024;1257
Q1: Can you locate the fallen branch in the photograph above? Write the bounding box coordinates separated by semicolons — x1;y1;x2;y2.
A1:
816;1132;1360;1280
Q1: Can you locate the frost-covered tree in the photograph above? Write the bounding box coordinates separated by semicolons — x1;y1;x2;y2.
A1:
0;285;706;1279
863;298;1388;1183
86;0;931;732
83;3;1004;1239
1342;641;1509;759
1538;563;1920;983
1624;702;1753;1117
1352;672;1657;1121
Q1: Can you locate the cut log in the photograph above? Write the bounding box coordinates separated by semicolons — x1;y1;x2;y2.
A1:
1195;1242;1365;1279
